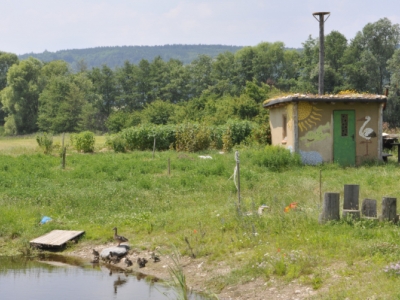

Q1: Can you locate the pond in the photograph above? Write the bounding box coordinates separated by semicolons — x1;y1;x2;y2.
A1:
0;254;208;300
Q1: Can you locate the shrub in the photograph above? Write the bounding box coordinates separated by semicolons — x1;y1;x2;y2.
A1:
250;145;302;171
175;123;211;152
106;134;127;153
71;131;95;153
120;124;175;151
36;132;53;154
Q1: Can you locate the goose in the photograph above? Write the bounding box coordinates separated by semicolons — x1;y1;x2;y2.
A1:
112;227;128;246
92;249;99;257
358;116;376;140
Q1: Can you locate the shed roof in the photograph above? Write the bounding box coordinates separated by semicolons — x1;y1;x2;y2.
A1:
263;94;387;109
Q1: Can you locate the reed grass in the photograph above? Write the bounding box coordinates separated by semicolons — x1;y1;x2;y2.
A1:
2;138;400;298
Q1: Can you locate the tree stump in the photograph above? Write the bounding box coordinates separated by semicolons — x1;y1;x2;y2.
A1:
343;184;359;210
361;199;377;218
319;192;340;224
381;197;397;223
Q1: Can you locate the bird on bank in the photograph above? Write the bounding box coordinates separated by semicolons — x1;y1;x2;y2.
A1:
124;257;133;267
92;249;100;257
137;257;148;268
90;256;100;264
109;251;121;264
112;227;128;246
151;252;160;262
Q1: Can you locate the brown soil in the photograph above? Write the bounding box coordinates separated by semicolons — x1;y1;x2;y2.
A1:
66;242;320;300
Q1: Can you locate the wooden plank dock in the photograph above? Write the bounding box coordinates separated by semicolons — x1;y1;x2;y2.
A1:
30;230;85;248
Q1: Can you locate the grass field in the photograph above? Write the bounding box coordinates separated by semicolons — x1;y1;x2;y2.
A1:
1;136;400;298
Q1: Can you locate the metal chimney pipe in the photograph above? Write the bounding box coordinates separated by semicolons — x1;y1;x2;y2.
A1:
313;12;330;95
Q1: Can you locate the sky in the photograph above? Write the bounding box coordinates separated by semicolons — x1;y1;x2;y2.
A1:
1;0;399;55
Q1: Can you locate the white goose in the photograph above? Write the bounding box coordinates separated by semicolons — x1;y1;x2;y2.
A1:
358;116;376;140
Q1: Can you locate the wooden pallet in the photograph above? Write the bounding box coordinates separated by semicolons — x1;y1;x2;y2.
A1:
30;230;85;248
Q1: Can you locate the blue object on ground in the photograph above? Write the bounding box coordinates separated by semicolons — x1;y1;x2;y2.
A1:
40;216;52;224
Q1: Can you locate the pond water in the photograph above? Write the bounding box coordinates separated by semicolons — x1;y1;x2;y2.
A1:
0;255;207;300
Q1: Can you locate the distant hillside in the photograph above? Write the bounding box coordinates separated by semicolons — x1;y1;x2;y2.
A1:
18;44;244;70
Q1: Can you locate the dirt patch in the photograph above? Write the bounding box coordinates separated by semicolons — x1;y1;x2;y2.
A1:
65;242;320;300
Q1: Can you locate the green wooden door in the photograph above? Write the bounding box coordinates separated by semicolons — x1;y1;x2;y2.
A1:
333;110;356;166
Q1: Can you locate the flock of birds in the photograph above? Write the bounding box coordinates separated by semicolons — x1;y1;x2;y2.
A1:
90;227;160;269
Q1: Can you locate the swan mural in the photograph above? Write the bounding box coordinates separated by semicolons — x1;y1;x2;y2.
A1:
358;116;376;156
358;116;376;140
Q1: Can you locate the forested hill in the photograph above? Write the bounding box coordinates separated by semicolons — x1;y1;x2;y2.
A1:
18;44;243;70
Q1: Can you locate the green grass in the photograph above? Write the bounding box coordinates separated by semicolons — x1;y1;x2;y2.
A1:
2;138;400;298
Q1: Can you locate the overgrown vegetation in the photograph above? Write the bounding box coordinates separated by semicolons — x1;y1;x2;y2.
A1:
2;138;400;298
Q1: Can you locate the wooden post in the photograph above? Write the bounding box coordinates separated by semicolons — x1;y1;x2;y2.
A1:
62;133;66;169
343;184;359;210
381;197;397;223
319;169;322;204
152;137;156;159
236;151;241;206
361;198;377;218
319;192;340;224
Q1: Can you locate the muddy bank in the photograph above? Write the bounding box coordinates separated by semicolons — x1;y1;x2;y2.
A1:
65;242;317;300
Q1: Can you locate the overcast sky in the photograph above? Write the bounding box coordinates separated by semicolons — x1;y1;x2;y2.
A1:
1;0;399;55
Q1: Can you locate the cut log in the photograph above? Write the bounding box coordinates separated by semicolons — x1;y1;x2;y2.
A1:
381;197;397;223
343;184;359;210
361;198;377;218
319;192;340;224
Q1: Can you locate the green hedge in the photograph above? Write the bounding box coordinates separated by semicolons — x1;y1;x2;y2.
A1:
110;120;264;152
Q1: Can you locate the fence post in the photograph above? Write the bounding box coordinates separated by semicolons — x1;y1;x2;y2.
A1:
236;151;240;206
61;133;66;169
152;137;156;159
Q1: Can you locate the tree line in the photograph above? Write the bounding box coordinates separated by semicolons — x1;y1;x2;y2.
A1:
1;17;400;137
18;44;244;70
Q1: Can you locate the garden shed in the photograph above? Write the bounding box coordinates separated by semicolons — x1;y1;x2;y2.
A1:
263;94;387;166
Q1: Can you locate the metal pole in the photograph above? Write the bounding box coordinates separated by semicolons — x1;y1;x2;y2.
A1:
313;12;330;95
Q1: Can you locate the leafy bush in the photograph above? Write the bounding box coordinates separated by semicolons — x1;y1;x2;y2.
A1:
175;123;211;152
250;145;302;171
120;124;175;151
36;132;53;154
106;134;127;153
71;131;95;152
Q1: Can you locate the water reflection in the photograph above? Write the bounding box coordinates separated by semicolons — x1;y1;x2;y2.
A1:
0;255;207;300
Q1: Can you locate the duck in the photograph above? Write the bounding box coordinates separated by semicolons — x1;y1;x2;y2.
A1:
137;257;148;268
124;257;133;267
109;251;121;264
151;252;160;262
112;227;128;246
90;256;100;264
92;249;100;257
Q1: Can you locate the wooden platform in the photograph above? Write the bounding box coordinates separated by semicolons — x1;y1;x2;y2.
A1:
30;230;85;248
